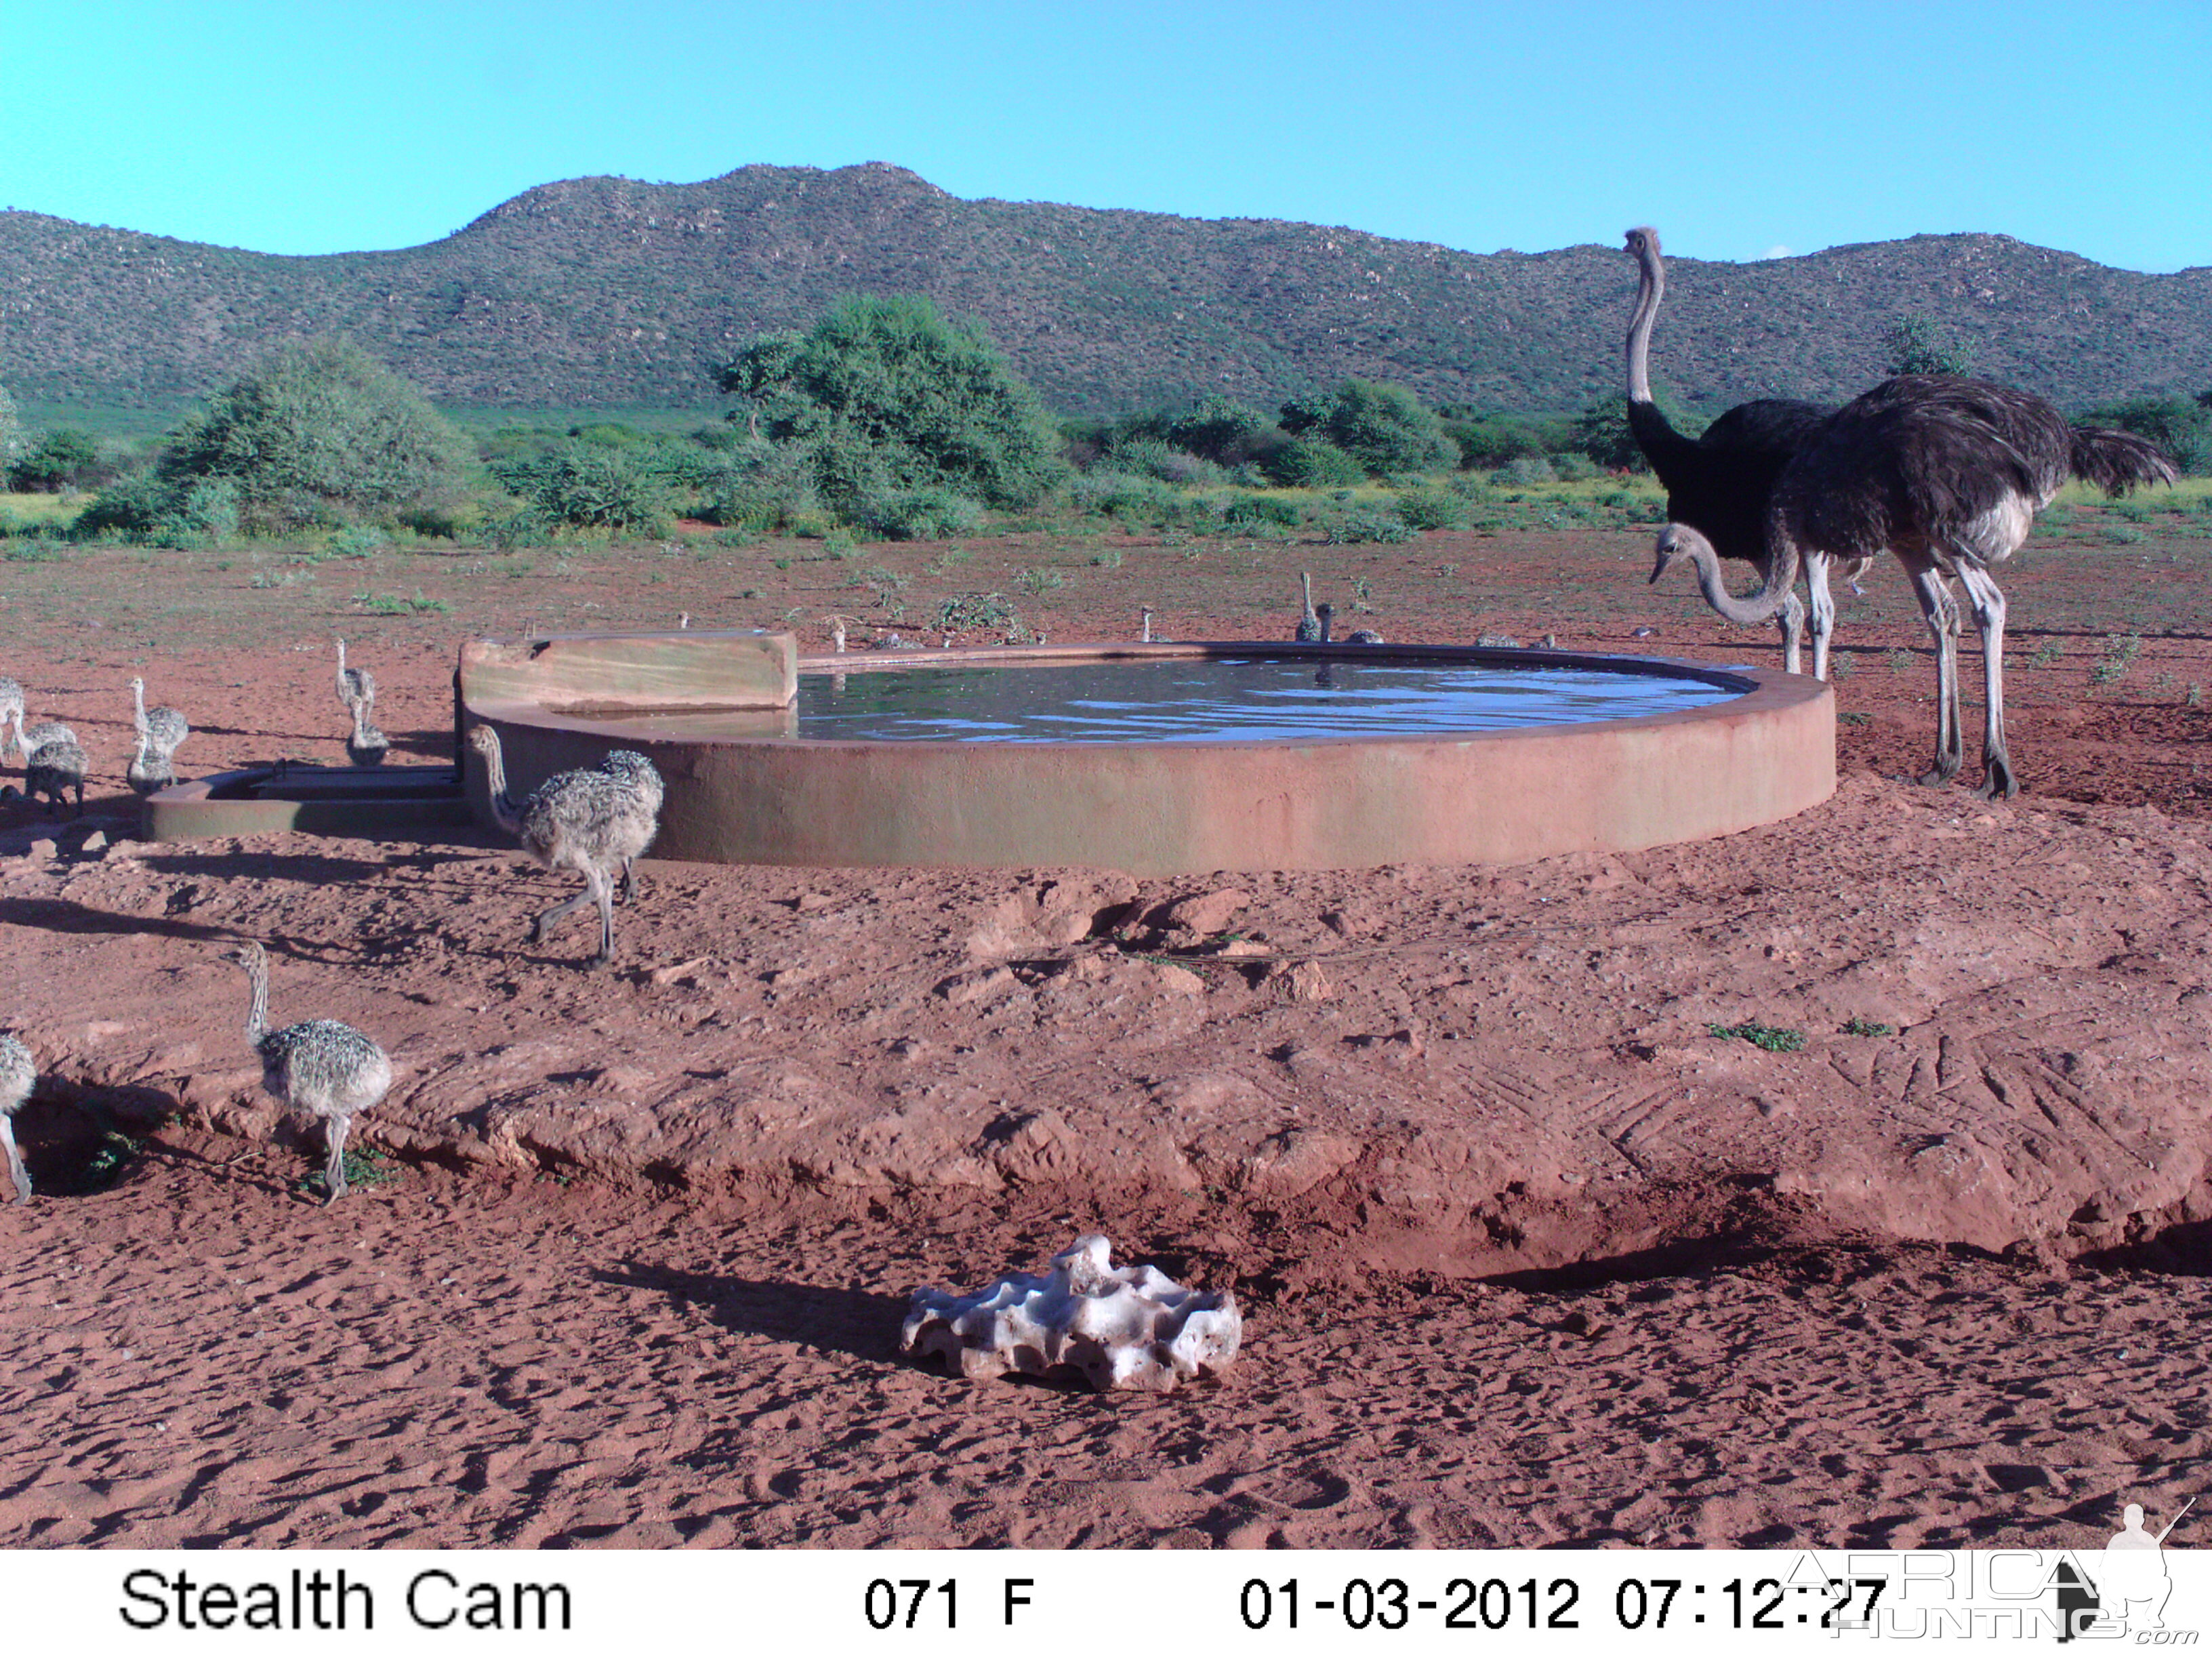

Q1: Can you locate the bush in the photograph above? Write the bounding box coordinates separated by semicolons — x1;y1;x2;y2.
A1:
1493;456;1557;487
1552;453;1601;482
861;485;981;541
1101;435;1223;486
0;384;23;470
494;442;676;535
1222;493;1301;528
9;428;102;492
159;337;470;529
1884;316;1973;377
1267;435;1364;488
1280;380;1454;476
1323;507;1414;544
717;294;1068;515
1392;484;1464;530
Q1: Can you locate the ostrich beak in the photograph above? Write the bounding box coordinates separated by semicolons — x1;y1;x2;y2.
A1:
1649;530;1685;585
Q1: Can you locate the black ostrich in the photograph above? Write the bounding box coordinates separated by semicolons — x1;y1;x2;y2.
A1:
1654;374;2177;798
1623;226;1847;666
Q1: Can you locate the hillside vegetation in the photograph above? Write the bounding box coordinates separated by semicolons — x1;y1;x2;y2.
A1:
4;163;2209;415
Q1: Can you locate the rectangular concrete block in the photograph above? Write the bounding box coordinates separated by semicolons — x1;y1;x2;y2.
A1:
459;630;796;712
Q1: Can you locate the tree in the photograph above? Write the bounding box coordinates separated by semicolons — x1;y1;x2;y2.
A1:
716;295;1067;516
0;384;24;472
161;337;470;527
10;428;101;492
1883;316;1973;377
1277;380;1454;476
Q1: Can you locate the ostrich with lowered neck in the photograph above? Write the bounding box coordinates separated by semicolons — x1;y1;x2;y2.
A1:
1655;374;2175;798
222;940;392;1206
1623;226;1845;669
467;725;663;968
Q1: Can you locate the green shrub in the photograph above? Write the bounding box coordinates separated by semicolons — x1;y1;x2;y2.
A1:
1883;316;1973;377
1552;453;1601;482
1494;456;1557;487
1267;435;1364;489
1323;507;1414;544
9;427;102;492
327;523;392;558
1393;485;1463;531
1222;493;1301;528
1102;435;1223;486
478;510;554;550
1279;380;1454;476
497;442;675;535
861;485;981;540
716;294;1068;515
0;384;23;470
160;337;470;529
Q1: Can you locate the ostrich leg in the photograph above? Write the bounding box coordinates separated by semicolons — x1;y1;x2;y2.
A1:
1777;592;1805;676
1910;565;1965;786
323;1114;352;1207
590;869;617;968
1803;551;1839;682
1956;560;2018;799
530;887;596;943
1;1115;28;1203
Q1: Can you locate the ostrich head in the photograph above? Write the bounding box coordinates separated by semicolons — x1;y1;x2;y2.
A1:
1624;226;1661;264
1650;523;1700;585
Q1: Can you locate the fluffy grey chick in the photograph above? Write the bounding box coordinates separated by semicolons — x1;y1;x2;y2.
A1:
130;677;189;760
0;1033;33;1204
468;725;663;968
223;940;393;1206
127;729;174;796
345;697;390;766
7;712;76;763
23;737;87;817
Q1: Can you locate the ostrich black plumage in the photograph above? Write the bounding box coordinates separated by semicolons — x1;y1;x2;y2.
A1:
1623;226;1841;665
1655;374;2177;798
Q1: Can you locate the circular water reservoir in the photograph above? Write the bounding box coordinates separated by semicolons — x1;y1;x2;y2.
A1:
459;640;1835;876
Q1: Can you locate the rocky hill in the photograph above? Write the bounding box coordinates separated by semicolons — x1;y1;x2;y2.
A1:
3;162;2207;415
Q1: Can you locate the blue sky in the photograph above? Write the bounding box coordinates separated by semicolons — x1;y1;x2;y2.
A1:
1;1;2205;271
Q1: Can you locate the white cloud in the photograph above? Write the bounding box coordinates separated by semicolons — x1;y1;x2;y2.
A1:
1763;244;1794;259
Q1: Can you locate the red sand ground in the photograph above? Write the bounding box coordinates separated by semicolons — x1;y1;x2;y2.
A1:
4;509;2212;1549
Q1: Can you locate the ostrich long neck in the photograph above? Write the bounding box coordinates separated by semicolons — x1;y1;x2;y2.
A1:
240;956;270;1047
1626;239;1662;407
476;731;525;834
132;679;148;737
1625;229;1697;474
1684;530;1799;625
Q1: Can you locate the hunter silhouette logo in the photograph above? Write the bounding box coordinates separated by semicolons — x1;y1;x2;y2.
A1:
2057;1497;2194;1641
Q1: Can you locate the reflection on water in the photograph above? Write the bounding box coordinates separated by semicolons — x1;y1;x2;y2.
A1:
739;656;1733;743
580;657;1736;744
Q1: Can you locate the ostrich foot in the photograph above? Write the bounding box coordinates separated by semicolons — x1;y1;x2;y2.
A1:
1976;763;2022;800
1914;764;1961;788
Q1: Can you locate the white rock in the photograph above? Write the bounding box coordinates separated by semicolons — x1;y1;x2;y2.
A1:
901;1234;1241;1393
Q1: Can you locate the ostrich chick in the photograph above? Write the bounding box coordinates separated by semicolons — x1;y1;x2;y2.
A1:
23;737;87;818
6;712;76;763
345;697;390;766
335;638;376;718
222;941;392;1206
129;677;190;761
468;725;663;968
126;730;174;797
0;1032;33;1204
